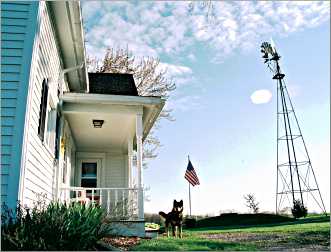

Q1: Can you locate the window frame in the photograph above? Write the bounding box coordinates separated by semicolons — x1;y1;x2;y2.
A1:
78;159;101;188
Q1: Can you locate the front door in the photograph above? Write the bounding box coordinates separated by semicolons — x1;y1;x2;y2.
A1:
78;159;102;200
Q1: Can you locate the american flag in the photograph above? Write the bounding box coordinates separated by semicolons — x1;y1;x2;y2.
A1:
185;160;200;186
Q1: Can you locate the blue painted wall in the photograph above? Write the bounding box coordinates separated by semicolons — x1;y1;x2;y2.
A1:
1;1;39;209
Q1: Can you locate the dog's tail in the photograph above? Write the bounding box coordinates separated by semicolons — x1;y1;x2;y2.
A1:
159;211;167;219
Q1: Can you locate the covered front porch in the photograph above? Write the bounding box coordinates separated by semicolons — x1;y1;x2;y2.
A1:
57;91;164;223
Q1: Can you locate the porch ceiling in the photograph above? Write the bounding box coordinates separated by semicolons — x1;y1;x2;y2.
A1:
61;92;165;152
65;112;135;152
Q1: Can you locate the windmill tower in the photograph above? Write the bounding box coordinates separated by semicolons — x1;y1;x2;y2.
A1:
260;41;327;214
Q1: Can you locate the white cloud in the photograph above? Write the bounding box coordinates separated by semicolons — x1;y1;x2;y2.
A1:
158;62;193;86
82;1;330;63
166;95;202;112
187;53;196;62
159;62;192;76
250;89;273;104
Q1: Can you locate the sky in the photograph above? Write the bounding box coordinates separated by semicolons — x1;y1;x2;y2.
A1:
82;1;330;215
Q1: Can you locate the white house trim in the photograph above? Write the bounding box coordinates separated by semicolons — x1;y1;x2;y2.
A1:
62;103;143;115
127;138;133;188
76;152;107;159
136;112;144;220
62;92;165;106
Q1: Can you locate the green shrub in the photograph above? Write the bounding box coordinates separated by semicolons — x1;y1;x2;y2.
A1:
196;213;294;227
291;200;308;219
1;200;109;250
184;217;197;228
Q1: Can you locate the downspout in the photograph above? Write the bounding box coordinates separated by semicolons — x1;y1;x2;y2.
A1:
66;1;89;93
72;1;89;93
58;62;84;98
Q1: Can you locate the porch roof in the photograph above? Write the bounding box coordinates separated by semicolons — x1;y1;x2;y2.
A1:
61;92;165;151
88;73;138;96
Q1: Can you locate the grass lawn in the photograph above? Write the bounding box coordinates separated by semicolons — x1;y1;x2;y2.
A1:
132;215;330;251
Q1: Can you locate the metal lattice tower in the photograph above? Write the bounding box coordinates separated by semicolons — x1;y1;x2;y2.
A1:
260;41;327;214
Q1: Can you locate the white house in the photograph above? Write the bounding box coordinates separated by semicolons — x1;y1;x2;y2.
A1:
1;1;164;236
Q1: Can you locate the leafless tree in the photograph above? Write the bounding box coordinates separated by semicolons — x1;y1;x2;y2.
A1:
87;48;176;167
244;193;260;214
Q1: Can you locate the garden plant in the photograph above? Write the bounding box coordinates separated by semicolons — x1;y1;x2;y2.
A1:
1;197;109;251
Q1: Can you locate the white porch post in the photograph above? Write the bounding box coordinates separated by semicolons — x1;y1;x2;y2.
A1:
127;138;133;188
55;116;65;201
136;112;144;220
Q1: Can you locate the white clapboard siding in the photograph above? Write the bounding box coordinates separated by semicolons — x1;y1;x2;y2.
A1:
20;2;65;206
1;2;38;206
104;154;126;188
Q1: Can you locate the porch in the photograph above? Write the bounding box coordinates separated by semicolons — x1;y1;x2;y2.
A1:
57;91;164;223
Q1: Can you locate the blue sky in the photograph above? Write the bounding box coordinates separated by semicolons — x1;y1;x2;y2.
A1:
82;1;330;215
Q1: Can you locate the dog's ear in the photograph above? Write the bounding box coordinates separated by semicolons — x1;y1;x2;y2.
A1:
180;200;183;204
173;199;177;205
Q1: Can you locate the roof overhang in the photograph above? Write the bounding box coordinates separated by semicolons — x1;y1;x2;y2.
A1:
49;1;89;92
61;93;165;143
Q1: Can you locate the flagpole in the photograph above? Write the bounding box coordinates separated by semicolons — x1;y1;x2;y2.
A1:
189;182;192;217
188;155;192;217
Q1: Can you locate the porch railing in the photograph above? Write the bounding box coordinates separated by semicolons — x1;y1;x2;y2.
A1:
60;187;141;220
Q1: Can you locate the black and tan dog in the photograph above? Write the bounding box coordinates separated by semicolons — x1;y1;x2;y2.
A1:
159;200;183;238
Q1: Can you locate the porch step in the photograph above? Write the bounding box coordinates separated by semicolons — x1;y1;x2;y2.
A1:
104;220;145;237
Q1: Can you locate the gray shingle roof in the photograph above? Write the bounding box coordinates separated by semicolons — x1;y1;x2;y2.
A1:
88;73;138;96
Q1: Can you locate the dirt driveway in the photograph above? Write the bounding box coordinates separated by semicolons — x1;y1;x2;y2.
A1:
200;231;330;251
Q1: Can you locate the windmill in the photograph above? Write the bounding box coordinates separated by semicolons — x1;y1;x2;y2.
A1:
260;41;327;215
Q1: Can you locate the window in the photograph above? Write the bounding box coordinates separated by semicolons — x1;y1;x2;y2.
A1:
38;79;49;140
81;162;97;188
38;78;57;153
